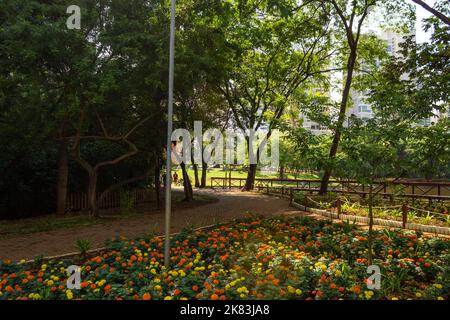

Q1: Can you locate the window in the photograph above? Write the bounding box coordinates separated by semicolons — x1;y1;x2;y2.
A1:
419;118;431;127
358;105;372;113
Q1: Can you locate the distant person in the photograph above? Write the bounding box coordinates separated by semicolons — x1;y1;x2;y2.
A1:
173;172;179;185
162;173;166;187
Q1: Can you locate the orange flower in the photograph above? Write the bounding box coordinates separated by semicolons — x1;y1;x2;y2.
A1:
80;282;88;289
352;285;361;294
142;293;151;300
192;285;199;292
330;283;337;290
211;294;219;300
90;283;97;289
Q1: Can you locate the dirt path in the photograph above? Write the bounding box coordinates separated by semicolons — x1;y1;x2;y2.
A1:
0;189;300;262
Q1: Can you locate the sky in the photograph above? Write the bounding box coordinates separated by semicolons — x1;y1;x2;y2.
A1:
415;0;435;43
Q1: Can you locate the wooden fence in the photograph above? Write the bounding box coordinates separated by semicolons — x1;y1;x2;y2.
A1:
211;177;450;202
65;188;154;213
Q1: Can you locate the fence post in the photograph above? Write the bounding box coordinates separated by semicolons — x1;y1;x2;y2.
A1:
289;189;293;204
401;203;408;229
337;197;341;219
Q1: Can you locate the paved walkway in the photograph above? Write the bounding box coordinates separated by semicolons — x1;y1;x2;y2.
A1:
0;189;300;261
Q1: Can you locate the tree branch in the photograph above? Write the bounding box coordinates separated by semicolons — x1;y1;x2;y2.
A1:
411;0;450;26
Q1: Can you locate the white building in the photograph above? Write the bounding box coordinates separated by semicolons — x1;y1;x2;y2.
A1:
347;30;409;122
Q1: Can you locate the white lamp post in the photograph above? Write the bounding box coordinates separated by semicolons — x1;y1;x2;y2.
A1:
164;0;176;269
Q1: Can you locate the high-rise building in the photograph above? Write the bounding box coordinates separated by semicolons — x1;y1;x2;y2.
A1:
347;30;410;123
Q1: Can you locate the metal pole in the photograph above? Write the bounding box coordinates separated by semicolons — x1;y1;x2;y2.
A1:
164;0;176;269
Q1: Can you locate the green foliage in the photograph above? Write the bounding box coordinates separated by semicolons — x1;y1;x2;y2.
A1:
75;239;91;257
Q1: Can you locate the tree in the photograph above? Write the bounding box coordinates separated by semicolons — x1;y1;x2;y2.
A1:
318;0;378;194
338;117;405;265
220;0;333;190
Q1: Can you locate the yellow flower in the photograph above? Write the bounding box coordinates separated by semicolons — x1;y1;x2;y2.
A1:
415;292;422;298
154;285;162;291
287;286;296;294
47;280;54;286
164;296;172;300
391;297;398;300
66;290;73;300
295;289;302;295
433;284;443;289
437;297;444;300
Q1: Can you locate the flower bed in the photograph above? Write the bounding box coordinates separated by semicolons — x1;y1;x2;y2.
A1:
0;215;449;300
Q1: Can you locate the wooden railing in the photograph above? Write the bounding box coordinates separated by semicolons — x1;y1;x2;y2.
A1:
210;177;450;201
65;188;154;213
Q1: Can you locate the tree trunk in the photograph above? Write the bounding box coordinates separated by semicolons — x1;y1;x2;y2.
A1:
88;171;99;218
180;162;193;201
319;49;357;195
154;164;161;209
200;160;207;188
56;139;69;217
279;166;284;179
243;163;257;191
193;164;200;188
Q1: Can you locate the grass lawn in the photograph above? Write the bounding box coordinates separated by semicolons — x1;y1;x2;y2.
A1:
1;214;448;300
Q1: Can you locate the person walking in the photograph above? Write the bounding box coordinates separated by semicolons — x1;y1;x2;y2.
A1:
173;172;179;185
